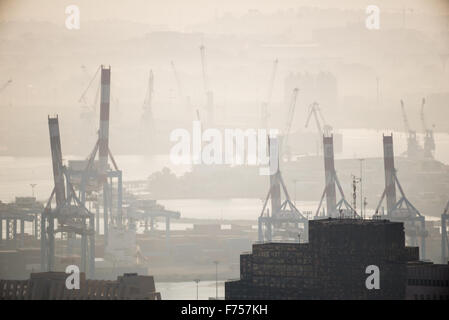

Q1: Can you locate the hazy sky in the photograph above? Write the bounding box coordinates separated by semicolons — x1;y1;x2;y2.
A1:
1;0;448;29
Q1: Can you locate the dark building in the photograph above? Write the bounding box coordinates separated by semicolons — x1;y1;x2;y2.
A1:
0;272;161;300
226;218;420;300
406;261;449;300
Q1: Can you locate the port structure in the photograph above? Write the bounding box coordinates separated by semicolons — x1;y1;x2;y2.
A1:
315;135;357;218
67;66;123;249
258;136;308;243
0;198;42;248
41;116;95;277
375;134;427;259
442;200;449;264
126;198;181;250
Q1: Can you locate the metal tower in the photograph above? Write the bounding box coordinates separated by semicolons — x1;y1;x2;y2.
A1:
315;135;357;218
67;65;123;254
258;136;309;243
375;134;427;259
41;116;95;276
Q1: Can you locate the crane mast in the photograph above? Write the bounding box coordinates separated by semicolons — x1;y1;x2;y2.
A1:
200;45;214;126
282;88;299;156
142;70;154;126
420;97;435;158
170;60;183;98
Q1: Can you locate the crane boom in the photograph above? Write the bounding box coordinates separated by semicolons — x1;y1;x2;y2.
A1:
0;78;12;94
420;97;427;132
170;60;183;98
283;88;299;147
143;70;154;112
400;99;411;133
200;45;209;93
305;102;323;135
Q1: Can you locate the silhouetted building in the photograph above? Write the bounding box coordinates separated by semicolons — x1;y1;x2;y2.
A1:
226;218;420;300
406;261;449;300
0;272;161;300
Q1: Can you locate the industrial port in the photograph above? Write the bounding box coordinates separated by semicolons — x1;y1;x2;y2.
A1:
1;0;449;302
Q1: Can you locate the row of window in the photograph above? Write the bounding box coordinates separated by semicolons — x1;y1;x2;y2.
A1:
408;278;449;287
413;294;449;300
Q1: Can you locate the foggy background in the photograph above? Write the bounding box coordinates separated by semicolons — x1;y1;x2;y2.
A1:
0;0;448;206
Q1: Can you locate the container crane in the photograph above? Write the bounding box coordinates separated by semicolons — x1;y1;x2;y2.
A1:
420;97;435;158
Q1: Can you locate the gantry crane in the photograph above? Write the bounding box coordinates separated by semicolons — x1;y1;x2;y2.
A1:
420;97;435;158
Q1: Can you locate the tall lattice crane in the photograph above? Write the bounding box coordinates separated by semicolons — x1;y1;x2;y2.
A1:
400;99;422;158
420;97;435;158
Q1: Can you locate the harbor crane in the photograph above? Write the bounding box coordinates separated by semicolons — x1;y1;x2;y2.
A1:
305;102;333;155
78;66;101;109
260;59;278;128
400;99;422;158
170;61;183;99
419;97;435;158
0;78;12;94
142;70;154;127
305;102;333;136
282;88;299;159
200;45;214;126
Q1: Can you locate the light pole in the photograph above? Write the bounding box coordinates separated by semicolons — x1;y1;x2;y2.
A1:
194;279;200;300
359;159;365;218
213;260;219;299
30;183;37;198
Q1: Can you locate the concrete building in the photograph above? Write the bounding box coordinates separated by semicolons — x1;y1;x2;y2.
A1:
226;218;434;300
406;261;449;300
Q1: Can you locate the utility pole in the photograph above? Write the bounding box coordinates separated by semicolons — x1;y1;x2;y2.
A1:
30;183;37;198
359;159;365;218
194;279;200;300
213;260;219;299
